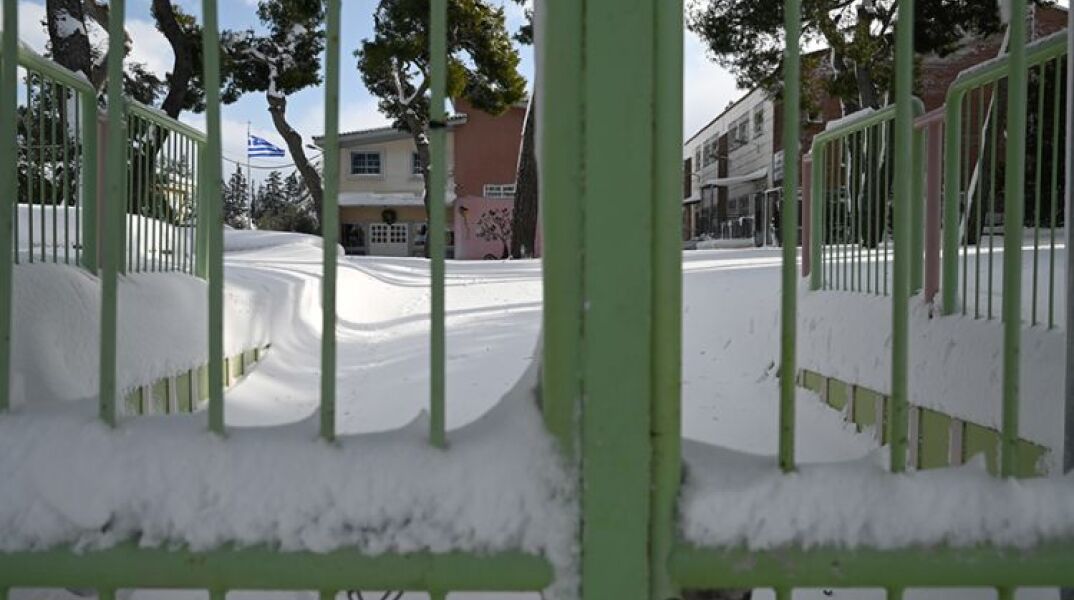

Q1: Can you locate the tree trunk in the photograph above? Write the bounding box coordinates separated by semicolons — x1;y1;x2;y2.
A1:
45;0;94;81
152;0;196;119
266;93;324;230
403;111;433;259
511;93;539;258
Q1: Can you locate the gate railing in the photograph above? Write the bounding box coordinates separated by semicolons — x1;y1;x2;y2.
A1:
942;30;1068;327
1;0;1073;599
807;100;925;295
11;42;99;271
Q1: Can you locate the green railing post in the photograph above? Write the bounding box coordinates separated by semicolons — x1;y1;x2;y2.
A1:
942;91;963;316
780;0;801;472
889;0;914;473
539;0;584;454
650;0;683;596
578;0;659;597
320;0;341;442
1000;0;1028;478
195;144;208;279
910;119;925;295
99;0;127;426
202;0;225;435
810;145;824;291
428;0;447;449
0;0;16;412
80;91;99;273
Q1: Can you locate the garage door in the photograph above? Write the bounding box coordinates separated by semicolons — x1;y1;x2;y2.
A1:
369;223;409;256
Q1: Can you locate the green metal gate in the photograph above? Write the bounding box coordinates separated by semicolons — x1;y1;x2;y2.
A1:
0;0;1072;599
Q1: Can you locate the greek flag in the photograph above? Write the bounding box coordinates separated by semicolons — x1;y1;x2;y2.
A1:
248;135;286;158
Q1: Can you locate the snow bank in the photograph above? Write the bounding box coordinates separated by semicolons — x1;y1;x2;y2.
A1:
10;264;272;407
0;360;577;594
681;441;1074;550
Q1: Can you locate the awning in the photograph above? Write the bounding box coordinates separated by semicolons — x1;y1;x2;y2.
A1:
339;192;455;207
700;166;768;188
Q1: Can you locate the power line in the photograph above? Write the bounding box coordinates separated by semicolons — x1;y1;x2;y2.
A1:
221;153;322;171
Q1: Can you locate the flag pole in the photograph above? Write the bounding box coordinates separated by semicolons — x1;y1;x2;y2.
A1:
247;122;254;228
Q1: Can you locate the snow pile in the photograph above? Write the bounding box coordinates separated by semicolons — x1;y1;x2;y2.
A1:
9;264;271;406
681;441;1074;550
0;360;578;593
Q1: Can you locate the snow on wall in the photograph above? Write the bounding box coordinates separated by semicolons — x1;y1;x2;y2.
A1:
797;285;1065;459
681;440;1074;550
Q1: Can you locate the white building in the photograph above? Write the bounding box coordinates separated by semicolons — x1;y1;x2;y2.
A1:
682;87;779;245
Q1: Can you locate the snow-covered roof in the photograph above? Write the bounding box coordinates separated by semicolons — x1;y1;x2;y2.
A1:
339;192;455;208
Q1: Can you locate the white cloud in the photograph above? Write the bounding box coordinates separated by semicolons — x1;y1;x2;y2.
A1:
126;18;173;78
294;96;390;140
1;1;50;54
682;29;743;139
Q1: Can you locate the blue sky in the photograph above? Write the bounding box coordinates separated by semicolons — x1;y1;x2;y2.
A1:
13;0;743;181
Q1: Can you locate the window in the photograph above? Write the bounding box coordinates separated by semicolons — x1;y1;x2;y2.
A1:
484;183;516;198
350;151;381;175
694;148;702;171
702;137;718;167
753;107;764;138
412;152;423;175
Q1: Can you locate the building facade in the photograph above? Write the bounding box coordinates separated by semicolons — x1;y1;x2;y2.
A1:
683;87;777;246
320;99;526;258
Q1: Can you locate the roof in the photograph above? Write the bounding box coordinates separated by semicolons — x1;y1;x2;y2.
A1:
339;191;455;208
312;115;468;147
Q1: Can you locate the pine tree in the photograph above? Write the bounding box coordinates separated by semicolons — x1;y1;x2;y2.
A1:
356;0;527;234
687;0;1011;110
223;165;250;229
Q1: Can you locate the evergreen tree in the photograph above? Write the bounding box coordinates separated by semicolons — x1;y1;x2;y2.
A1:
687;0;1014;111
221;0;326;226
356;0;526;235
223;165;249;229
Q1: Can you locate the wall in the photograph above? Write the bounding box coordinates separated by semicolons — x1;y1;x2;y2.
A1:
336;133;456;195
452;98;526;198
453;197;515;259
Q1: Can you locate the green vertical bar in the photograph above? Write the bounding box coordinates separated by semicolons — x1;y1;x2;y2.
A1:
62;85;71;265
202;0;225;435
38;77;45;263
780;0;801;472
1032;63;1046;326
650;0;682;597
0;0;17;411
50;81;58;263
581;0;654;597
428;0;447;449
25;75;33;264
540;0;584;453
1048;55;1061;330
320;0;341;442
987;83;998;320
911;120;925;294
1001;0;1027;478
195;142;207;278
99;0;126;426
810;145;824;291
889;0;913;474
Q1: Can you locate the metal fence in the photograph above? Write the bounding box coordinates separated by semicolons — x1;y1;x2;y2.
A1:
807;102;925;295
0;0;1071;599
942;31;1068;327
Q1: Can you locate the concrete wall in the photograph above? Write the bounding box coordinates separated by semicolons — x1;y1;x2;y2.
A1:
336;134;456;195
452;98;526;198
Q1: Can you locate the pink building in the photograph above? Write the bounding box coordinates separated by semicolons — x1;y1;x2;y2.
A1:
451;98;527;260
319;99;527;259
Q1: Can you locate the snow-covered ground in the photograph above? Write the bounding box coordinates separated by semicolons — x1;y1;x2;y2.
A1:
5;231;1071;600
